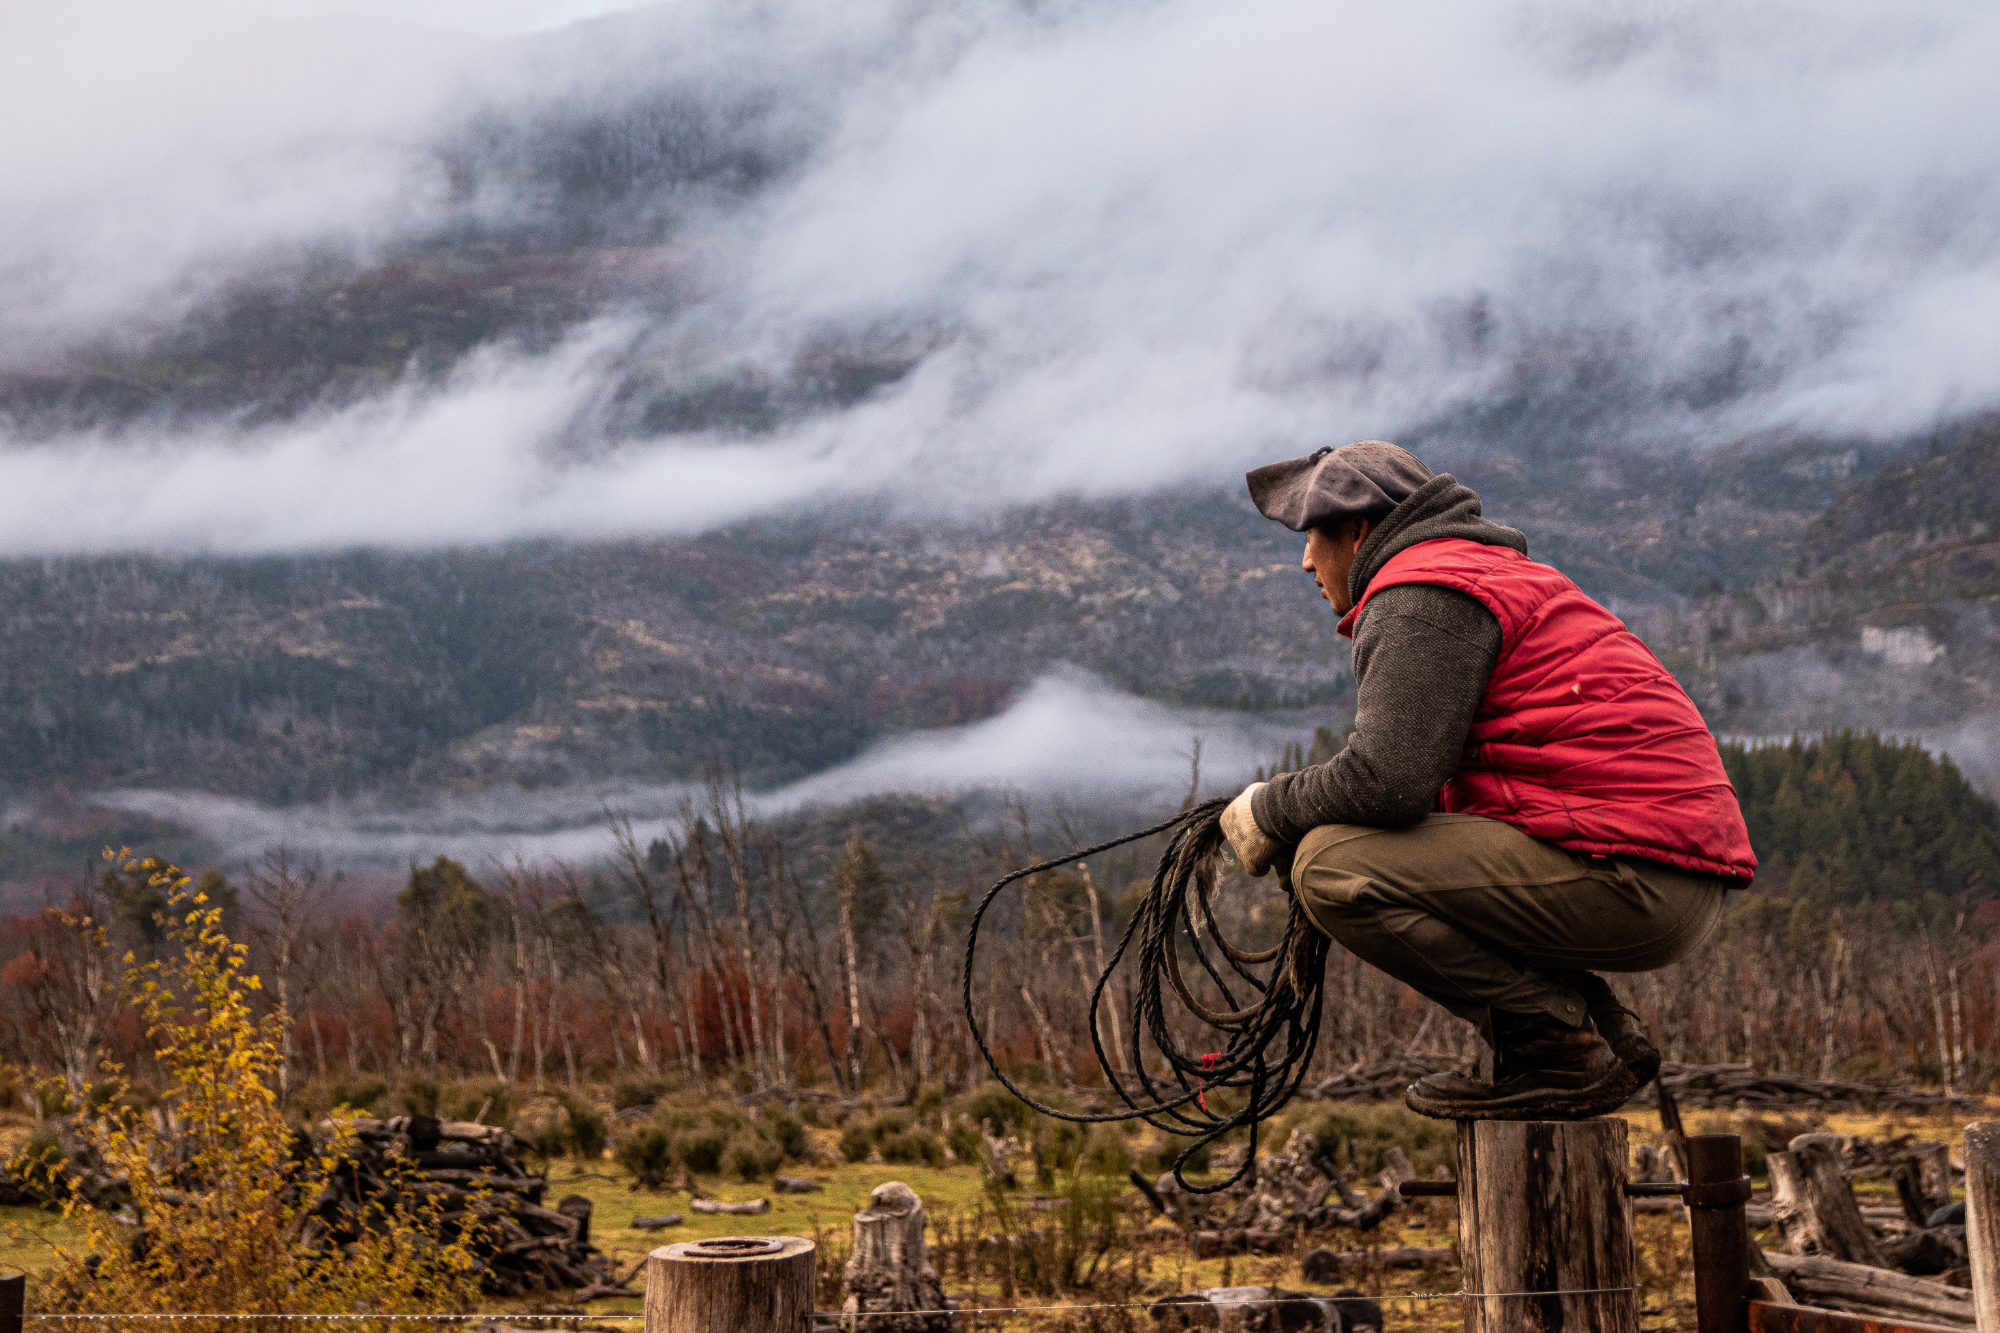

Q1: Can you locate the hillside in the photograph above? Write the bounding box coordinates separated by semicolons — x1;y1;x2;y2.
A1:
1631;423;2000;784
0;419;1905;819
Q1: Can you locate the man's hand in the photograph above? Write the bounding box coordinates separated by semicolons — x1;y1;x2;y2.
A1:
1222;782;1282;877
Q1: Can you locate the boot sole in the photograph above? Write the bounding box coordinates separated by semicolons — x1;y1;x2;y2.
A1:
1402;1064;1640;1123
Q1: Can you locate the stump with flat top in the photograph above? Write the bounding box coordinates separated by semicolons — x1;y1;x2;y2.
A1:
1455;1118;1638;1333
645;1235;815;1333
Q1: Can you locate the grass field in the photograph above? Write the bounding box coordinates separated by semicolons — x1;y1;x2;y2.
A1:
0;1102;1983;1331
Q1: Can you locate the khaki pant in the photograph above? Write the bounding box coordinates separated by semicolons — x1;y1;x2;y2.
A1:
1293;814;1730;1042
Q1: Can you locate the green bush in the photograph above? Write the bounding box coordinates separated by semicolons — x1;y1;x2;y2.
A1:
675;1127;729;1175
878;1130;944;1168
839;1122;875;1163
765;1108;811;1162
613;1079;668;1113
614;1127;676;1189
11;1122;71;1203
946;1118;983;1164
447;1082;513;1128
555;1092;608;1161
522;1117;566;1165
398;1079;440;1117
1080;1126;1132;1177
959;1086;1035;1135
329;1080;389;1115
724;1133;783;1181
1305;1102;1455;1178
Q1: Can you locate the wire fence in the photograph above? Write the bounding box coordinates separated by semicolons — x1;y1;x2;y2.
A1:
19;1284;1643;1323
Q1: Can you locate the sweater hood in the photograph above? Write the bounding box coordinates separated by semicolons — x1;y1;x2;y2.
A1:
1348;475;1527;606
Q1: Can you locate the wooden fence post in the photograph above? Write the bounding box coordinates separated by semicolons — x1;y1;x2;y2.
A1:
1965;1121;2000;1330
646;1235;816;1333
1686;1134;1752;1333
0;1272;22;1333
1456;1119;1638;1333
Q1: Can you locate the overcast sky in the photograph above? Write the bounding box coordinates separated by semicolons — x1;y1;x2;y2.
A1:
4;0;2000;553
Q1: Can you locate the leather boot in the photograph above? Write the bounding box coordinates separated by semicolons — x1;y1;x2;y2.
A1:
1591;1004;1662;1086
1404;1010;1638;1121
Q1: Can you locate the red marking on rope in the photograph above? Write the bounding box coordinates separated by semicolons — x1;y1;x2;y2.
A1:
1198;1052;1220;1111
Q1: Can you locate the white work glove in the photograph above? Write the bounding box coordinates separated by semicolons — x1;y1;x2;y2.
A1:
1221;782;1282;878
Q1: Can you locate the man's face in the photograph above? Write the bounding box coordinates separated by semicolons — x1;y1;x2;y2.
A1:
1302;521;1370;614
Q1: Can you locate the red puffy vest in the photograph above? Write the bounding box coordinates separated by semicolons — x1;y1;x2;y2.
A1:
1338;538;1757;880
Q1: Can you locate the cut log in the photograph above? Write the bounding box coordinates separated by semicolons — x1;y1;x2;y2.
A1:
692;1198;770;1216
773;1176;821;1194
632;1215;684;1230
1457;1118;1637;1333
1881;1228;1966;1276
841;1181;949;1333
1779;1134;1886;1267
1301;1245;1454;1278
646;1235;816;1333
1762;1251;1974;1327
1150;1286;1333;1332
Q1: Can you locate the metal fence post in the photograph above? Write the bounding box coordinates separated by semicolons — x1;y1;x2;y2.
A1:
1687;1134;1752;1333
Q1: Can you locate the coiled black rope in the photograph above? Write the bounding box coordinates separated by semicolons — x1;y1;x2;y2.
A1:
962;797;1329;1195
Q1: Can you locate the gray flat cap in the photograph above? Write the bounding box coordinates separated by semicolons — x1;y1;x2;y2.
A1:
1246;440;1434;532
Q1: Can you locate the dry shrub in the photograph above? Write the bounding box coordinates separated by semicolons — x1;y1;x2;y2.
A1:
41;854;489;1320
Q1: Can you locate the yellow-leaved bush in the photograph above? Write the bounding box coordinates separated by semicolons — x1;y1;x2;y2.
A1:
44;853;490;1318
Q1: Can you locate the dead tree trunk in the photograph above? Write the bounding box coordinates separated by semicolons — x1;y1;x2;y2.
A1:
841;1182;949;1333
1456;1119;1638;1333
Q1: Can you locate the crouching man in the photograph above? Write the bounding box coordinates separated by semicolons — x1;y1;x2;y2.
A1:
1222;441;1755;1120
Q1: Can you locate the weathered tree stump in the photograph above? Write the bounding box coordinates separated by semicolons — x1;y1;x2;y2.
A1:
1964;1121;2000;1330
842;1181;949;1333
557;1194;592;1245
1911;1141;1954;1218
645;1235;815;1333
1771;1133;1884;1267
1455;1119;1638;1333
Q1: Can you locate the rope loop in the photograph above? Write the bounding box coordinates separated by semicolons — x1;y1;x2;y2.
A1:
962;798;1329;1193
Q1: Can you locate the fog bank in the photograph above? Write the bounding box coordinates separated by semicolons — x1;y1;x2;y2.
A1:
4;1;2000;551
95;672;1301;870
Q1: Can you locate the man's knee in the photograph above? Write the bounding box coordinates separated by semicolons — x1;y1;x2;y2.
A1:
1294;820;1444;906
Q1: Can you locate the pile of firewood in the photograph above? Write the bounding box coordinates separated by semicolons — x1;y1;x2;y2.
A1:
324;1114;627;1299
1752;1130;1975;1327
1634;1063;1986;1114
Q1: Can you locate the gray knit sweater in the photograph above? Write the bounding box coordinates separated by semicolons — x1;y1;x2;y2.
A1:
1251;475;1527;844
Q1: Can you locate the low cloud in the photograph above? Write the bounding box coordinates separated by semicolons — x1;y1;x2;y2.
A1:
95;671;1304;870
7;1;2000;551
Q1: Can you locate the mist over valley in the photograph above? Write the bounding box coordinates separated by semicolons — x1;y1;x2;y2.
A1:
3;0;1999;883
